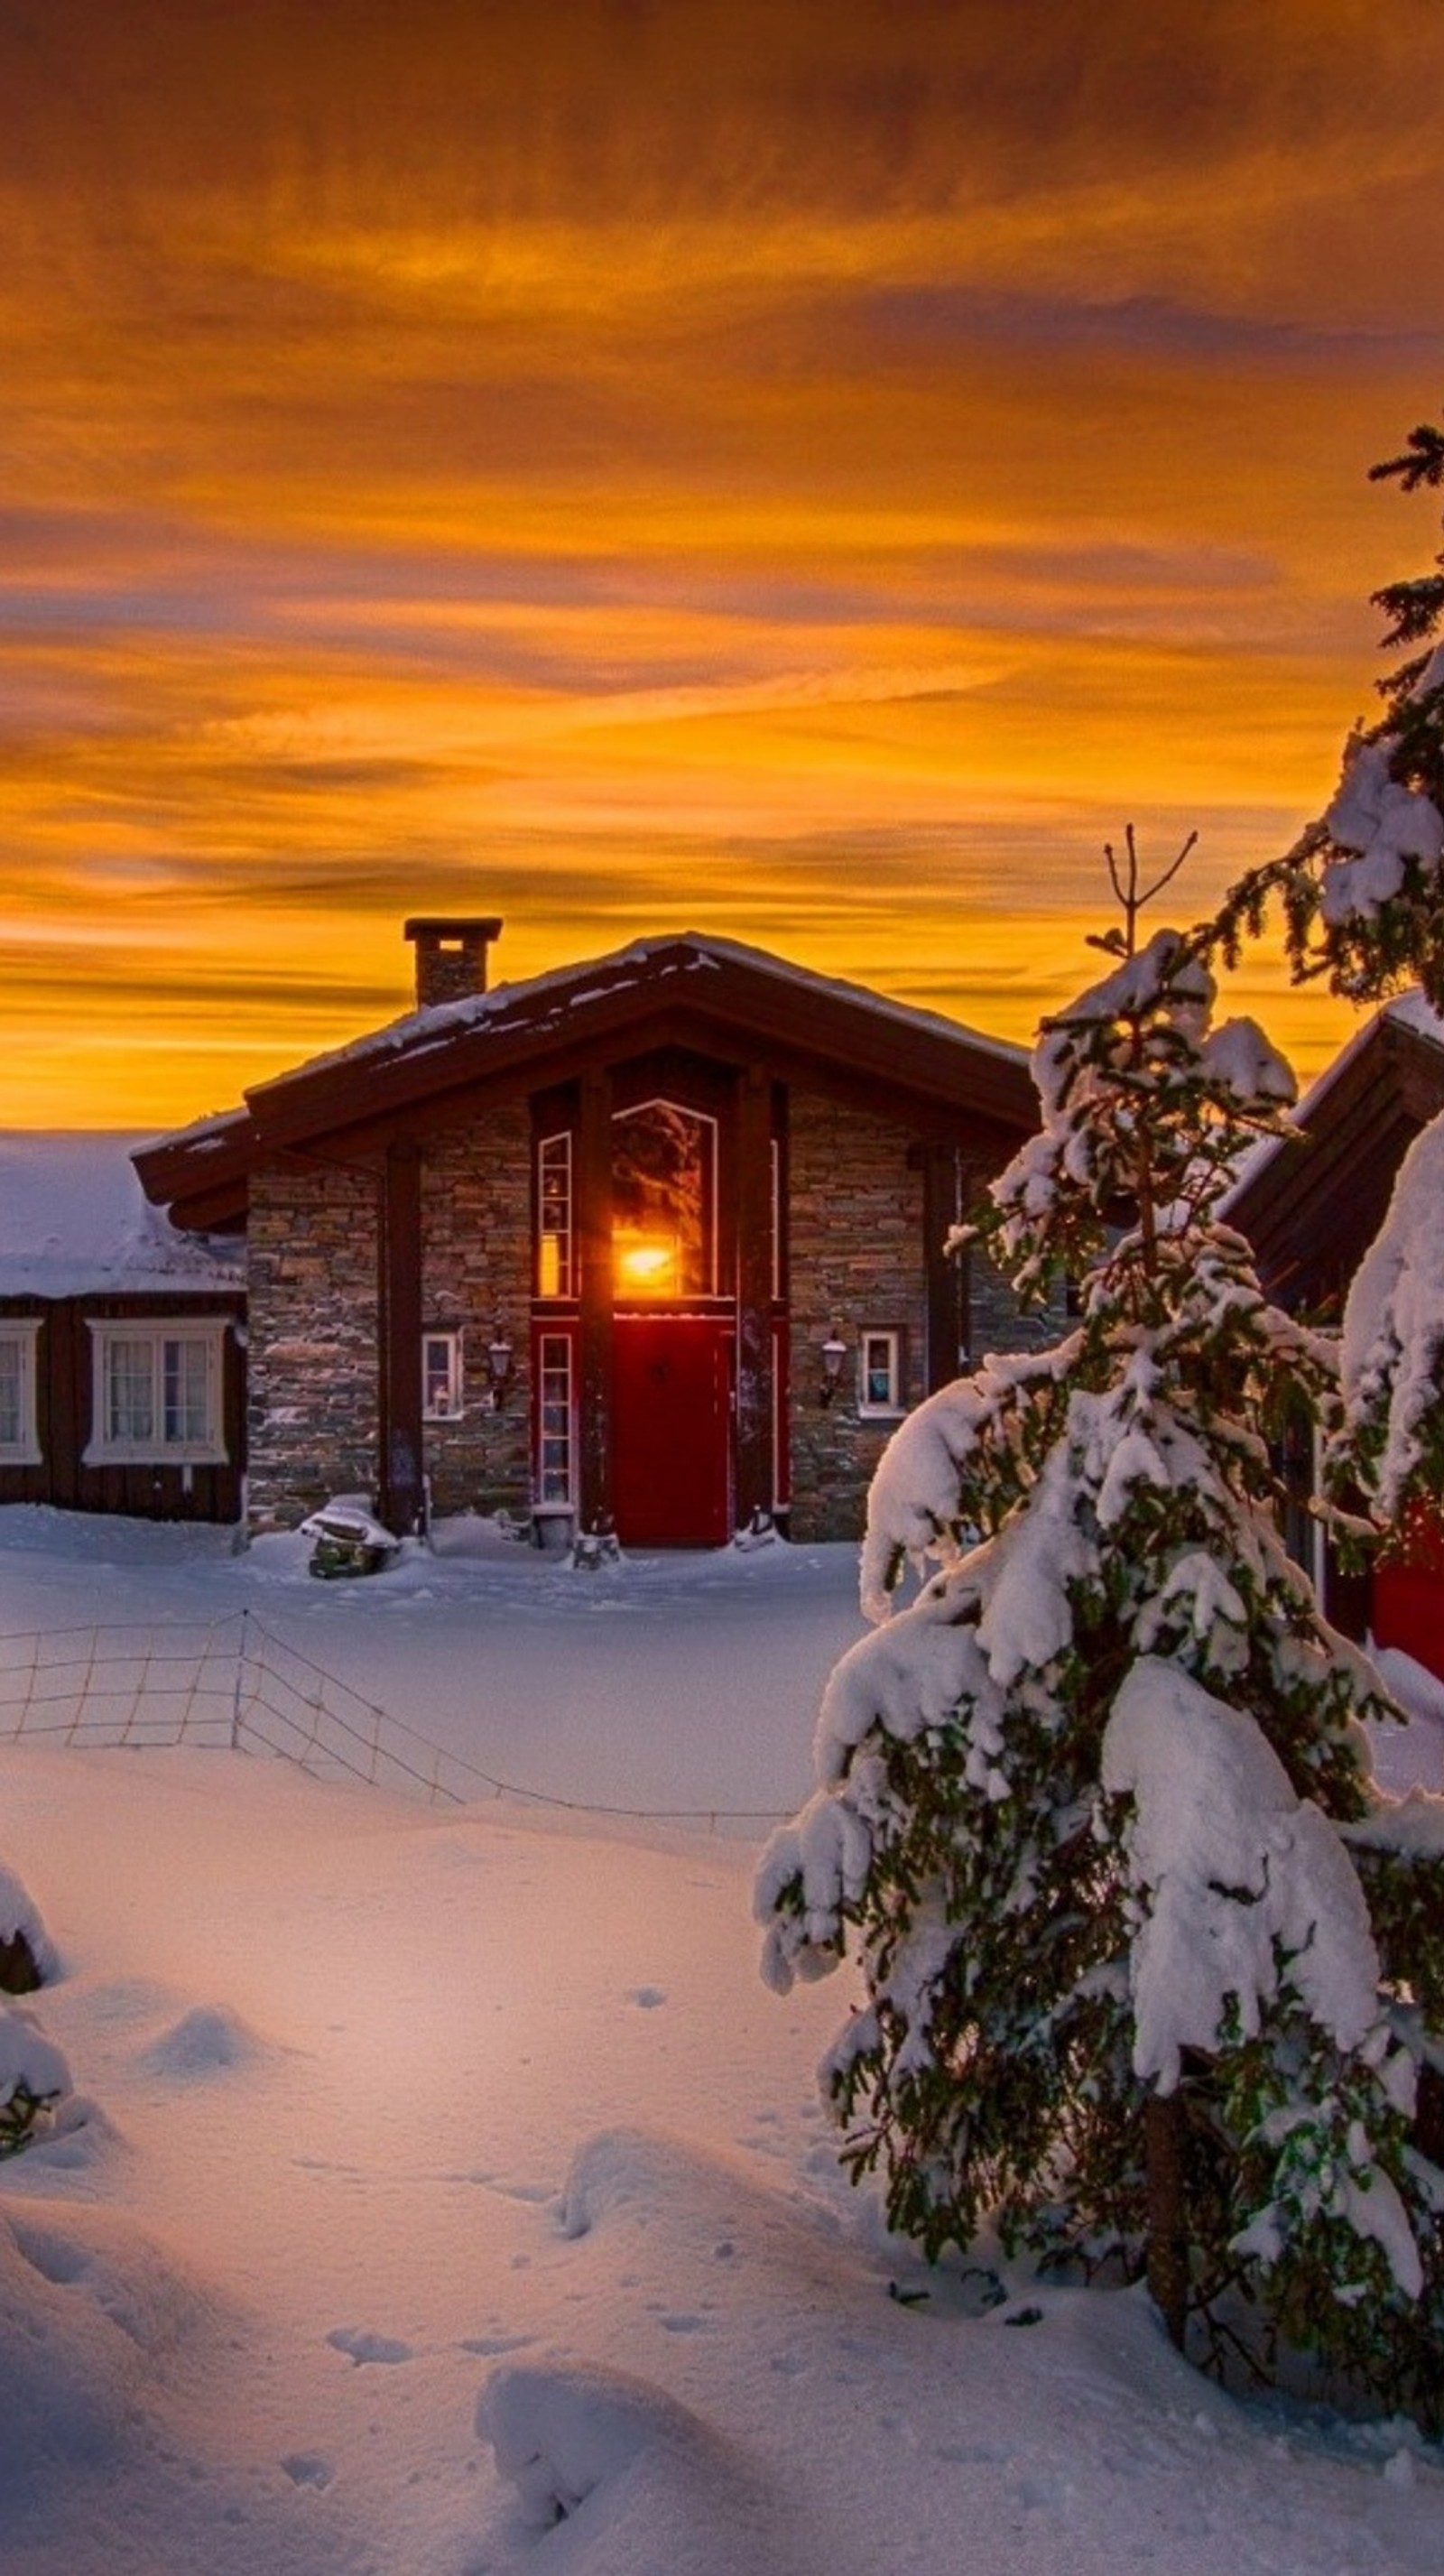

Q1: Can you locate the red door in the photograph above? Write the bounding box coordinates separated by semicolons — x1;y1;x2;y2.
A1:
1374;1503;1444;1682
611;1317;732;1546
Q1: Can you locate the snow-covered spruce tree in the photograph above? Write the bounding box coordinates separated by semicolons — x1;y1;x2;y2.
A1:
1215;413;1444;1543
756;848;1444;2411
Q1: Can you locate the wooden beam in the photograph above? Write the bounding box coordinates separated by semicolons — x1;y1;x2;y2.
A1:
922;1144;973;1390
377;1141;424;1535
576;1067;615;1535
735;1067;775;1531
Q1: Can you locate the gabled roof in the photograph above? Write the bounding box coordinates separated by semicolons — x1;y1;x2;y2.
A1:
0;1133;245;1299
134;931;1037;1231
1227;994;1444;1311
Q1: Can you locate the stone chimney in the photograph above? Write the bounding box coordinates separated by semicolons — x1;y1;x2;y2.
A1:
403;916;504;1010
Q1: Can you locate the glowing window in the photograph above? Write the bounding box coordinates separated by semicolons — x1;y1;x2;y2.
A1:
537;1133;572;1299
611;1100;716;1300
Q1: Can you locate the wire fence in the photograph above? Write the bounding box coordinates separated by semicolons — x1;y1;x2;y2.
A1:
0;1611;788;1832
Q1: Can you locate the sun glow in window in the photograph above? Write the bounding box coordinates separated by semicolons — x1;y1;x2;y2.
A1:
614;1234;679;1293
611;1100;715;1301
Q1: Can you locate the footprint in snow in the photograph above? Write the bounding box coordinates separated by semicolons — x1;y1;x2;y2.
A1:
280;2453;336;2489
326;2326;414;2367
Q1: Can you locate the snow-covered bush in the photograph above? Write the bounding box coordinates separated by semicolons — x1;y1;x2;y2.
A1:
0;2004;70;2154
757;874;1444;2414
0;1866;69;2154
0;1858;60;1995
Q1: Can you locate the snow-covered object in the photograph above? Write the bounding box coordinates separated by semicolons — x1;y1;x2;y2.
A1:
0;1862;58;1986
1338;1112;1444;1515
1319;738;1444;929
297;1500;399;1553
0;2005;69;2116
1102;1660;1383;2090
477;2361;719;2533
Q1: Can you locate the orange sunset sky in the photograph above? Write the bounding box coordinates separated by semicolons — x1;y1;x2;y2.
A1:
6;0;1444;1128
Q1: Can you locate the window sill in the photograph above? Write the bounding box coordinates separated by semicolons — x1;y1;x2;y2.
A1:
82;1443;228;1469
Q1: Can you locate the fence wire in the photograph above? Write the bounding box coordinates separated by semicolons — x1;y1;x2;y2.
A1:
0;1612;787;1831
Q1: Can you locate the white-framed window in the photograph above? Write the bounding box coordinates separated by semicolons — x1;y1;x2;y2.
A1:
422;1329;464;1422
84;1320;227;1466
0;1321;42;1465
536;1330;575;1504
857;1328;903;1419
537;1132;573;1299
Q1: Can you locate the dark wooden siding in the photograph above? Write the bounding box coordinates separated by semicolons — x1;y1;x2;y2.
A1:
0;1293;246;1524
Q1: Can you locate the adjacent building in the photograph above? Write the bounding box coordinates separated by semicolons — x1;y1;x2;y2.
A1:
1229;991;1444;1681
0;1132;245;1522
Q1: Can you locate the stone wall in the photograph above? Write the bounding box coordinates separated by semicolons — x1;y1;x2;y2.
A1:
245;1114;537;1531
967;1238;1071;1364
246;1155;382;1528
782;1098;1060;1543
418;1107;533;1518
785;1090;927;1543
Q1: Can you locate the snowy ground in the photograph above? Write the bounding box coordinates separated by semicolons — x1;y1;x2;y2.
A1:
2;1505;1443;2576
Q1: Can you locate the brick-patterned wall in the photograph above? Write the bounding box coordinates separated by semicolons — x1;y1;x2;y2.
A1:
419;1109;534;1517
786;1091;927;1543
247;1156;382;1528
967;1240;1070;1364
246;1116;538;1530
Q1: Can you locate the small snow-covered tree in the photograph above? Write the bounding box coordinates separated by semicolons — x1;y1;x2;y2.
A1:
757;842;1444;2412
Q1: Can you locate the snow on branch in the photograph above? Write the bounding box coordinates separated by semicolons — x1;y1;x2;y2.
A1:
1338;1114;1444;1517
1102;1660;1382;2094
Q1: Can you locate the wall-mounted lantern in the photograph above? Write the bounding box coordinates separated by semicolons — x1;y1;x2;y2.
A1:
486;1321;514;1411
819;1323;848;1408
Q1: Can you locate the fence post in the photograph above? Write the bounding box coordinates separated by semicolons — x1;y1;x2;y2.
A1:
231;1608;248;1750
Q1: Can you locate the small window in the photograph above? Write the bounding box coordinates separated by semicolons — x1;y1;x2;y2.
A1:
422;1330;464;1422
857;1329;903;1419
537;1331;574;1504
538;1133;573;1299
85;1320;227;1465
0;1321;42;1465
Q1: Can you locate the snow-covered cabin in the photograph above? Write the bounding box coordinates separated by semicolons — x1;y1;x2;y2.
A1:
133;920;1039;1545
1229;993;1444;1679
0;1133;245;1521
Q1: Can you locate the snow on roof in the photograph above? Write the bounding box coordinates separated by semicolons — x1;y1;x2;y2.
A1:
1224;989;1444;1209
0;1133;245;1298
1291;989;1444;1128
244;930;1029;1101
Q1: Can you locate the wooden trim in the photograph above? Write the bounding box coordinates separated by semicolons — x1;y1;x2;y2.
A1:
734;1066;775;1531
576;1066;615;1534
921;1144;972;1388
378;1142;424;1534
